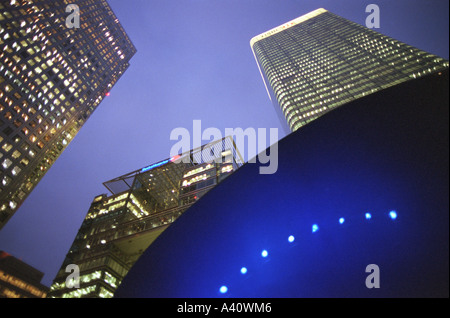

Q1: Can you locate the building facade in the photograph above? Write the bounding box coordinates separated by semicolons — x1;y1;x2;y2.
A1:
0;0;136;229
48;137;243;298
0;250;49;298
251;8;449;132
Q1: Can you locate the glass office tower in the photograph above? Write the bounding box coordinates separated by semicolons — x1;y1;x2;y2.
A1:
251;8;449;132
0;0;136;229
48;137;243;298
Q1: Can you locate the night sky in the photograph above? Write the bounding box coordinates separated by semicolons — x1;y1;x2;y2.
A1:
0;0;448;288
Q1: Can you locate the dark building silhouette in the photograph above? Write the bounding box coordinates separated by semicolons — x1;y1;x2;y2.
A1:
0;250;49;298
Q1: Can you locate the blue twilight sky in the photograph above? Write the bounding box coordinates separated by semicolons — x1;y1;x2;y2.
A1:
0;0;448;287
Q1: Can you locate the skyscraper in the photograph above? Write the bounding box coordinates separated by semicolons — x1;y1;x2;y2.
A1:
250;8;449;132
48;137;243;298
0;0;136;229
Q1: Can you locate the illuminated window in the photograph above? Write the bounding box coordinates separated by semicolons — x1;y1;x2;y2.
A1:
29;134;37;143
2;143;13;152
2;158;13;169
12;166;21;176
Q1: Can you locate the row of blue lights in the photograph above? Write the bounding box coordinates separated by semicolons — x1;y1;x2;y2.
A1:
219;210;398;294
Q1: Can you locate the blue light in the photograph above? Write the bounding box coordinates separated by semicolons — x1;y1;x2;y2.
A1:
389;210;397;220
219;286;228;294
240;267;247;275
339;217;345;224
312;224;319;232
141;159;170;172
365;212;372;220
288;235;295;243
261;250;268;258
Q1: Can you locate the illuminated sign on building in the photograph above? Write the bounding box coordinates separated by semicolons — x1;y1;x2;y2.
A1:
141;155;181;173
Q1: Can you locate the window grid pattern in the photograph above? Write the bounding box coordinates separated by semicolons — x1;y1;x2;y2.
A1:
0;0;136;228
48;138;242;298
252;11;449;131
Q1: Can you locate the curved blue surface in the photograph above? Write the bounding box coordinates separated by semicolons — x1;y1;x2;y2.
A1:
115;71;448;298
